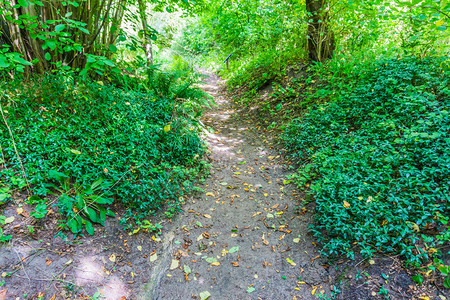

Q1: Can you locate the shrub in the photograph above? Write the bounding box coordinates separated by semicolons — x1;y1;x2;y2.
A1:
283;55;450;265
0;71;208;224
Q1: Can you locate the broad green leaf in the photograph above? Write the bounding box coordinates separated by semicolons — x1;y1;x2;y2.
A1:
85;220;94;235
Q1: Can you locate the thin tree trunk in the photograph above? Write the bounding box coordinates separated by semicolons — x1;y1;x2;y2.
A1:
138;0;153;67
306;0;335;62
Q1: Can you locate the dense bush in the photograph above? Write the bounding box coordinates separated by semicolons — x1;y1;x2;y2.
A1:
283;56;450;265
0;71;208;223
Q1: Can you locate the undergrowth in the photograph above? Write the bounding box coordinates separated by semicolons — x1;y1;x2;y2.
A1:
0;68;210;230
283;55;450;267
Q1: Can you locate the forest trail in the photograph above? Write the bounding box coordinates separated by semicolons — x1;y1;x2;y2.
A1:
140;75;331;299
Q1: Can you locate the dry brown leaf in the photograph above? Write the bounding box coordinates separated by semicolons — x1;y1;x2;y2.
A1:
262;234;269;246
311;255;321;263
231;262;239;267
45;258;52;266
0;289;6;300
252;212;261;218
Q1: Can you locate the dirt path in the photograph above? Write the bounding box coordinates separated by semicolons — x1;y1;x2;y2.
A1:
138;75;331;299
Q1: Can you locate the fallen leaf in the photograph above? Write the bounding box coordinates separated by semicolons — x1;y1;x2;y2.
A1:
262;233;269;245
211;262;220;266
229;246;239;253
0;289;6;300
311;286;317;295
246;287;256;293
369;259;375;265
293;238;300;243
137;246;142;251
131;272;134;278
343;201;351;208
231;262;239;267
4;216;14;224
286;258;296;266
46;258;53;266
184;265;191;274
169;259;179;270
206;192;215;197
65;259;73;265
205;257;217;263
16;207;23;215
252;212;261;217
199;291;211;300
203;214;212;219
164;124;171;133
150;253;158;262
109;254;116;263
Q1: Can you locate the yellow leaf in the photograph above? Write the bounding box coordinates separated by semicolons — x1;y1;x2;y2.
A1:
4;216;14;224
109;254;116;262
286;258;296;266
137;246;142;251
211;262;220;266
16;207;23;215
203;214;212;219
164;125;171;133
206;192;215;197
170;259;179;270
419;297;430;300
435;20;444;27
131;271;135;278
343;201;351;208
311;286;317;295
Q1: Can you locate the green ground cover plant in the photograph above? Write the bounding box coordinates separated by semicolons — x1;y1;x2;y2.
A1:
0;69;209;228
283;55;450;266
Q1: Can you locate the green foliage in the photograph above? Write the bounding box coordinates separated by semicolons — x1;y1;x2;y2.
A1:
0;215;12;242
0;70;208;226
283;55;450;266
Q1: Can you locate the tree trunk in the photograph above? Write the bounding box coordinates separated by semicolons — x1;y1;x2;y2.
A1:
137;0;153;67
306;0;335;62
